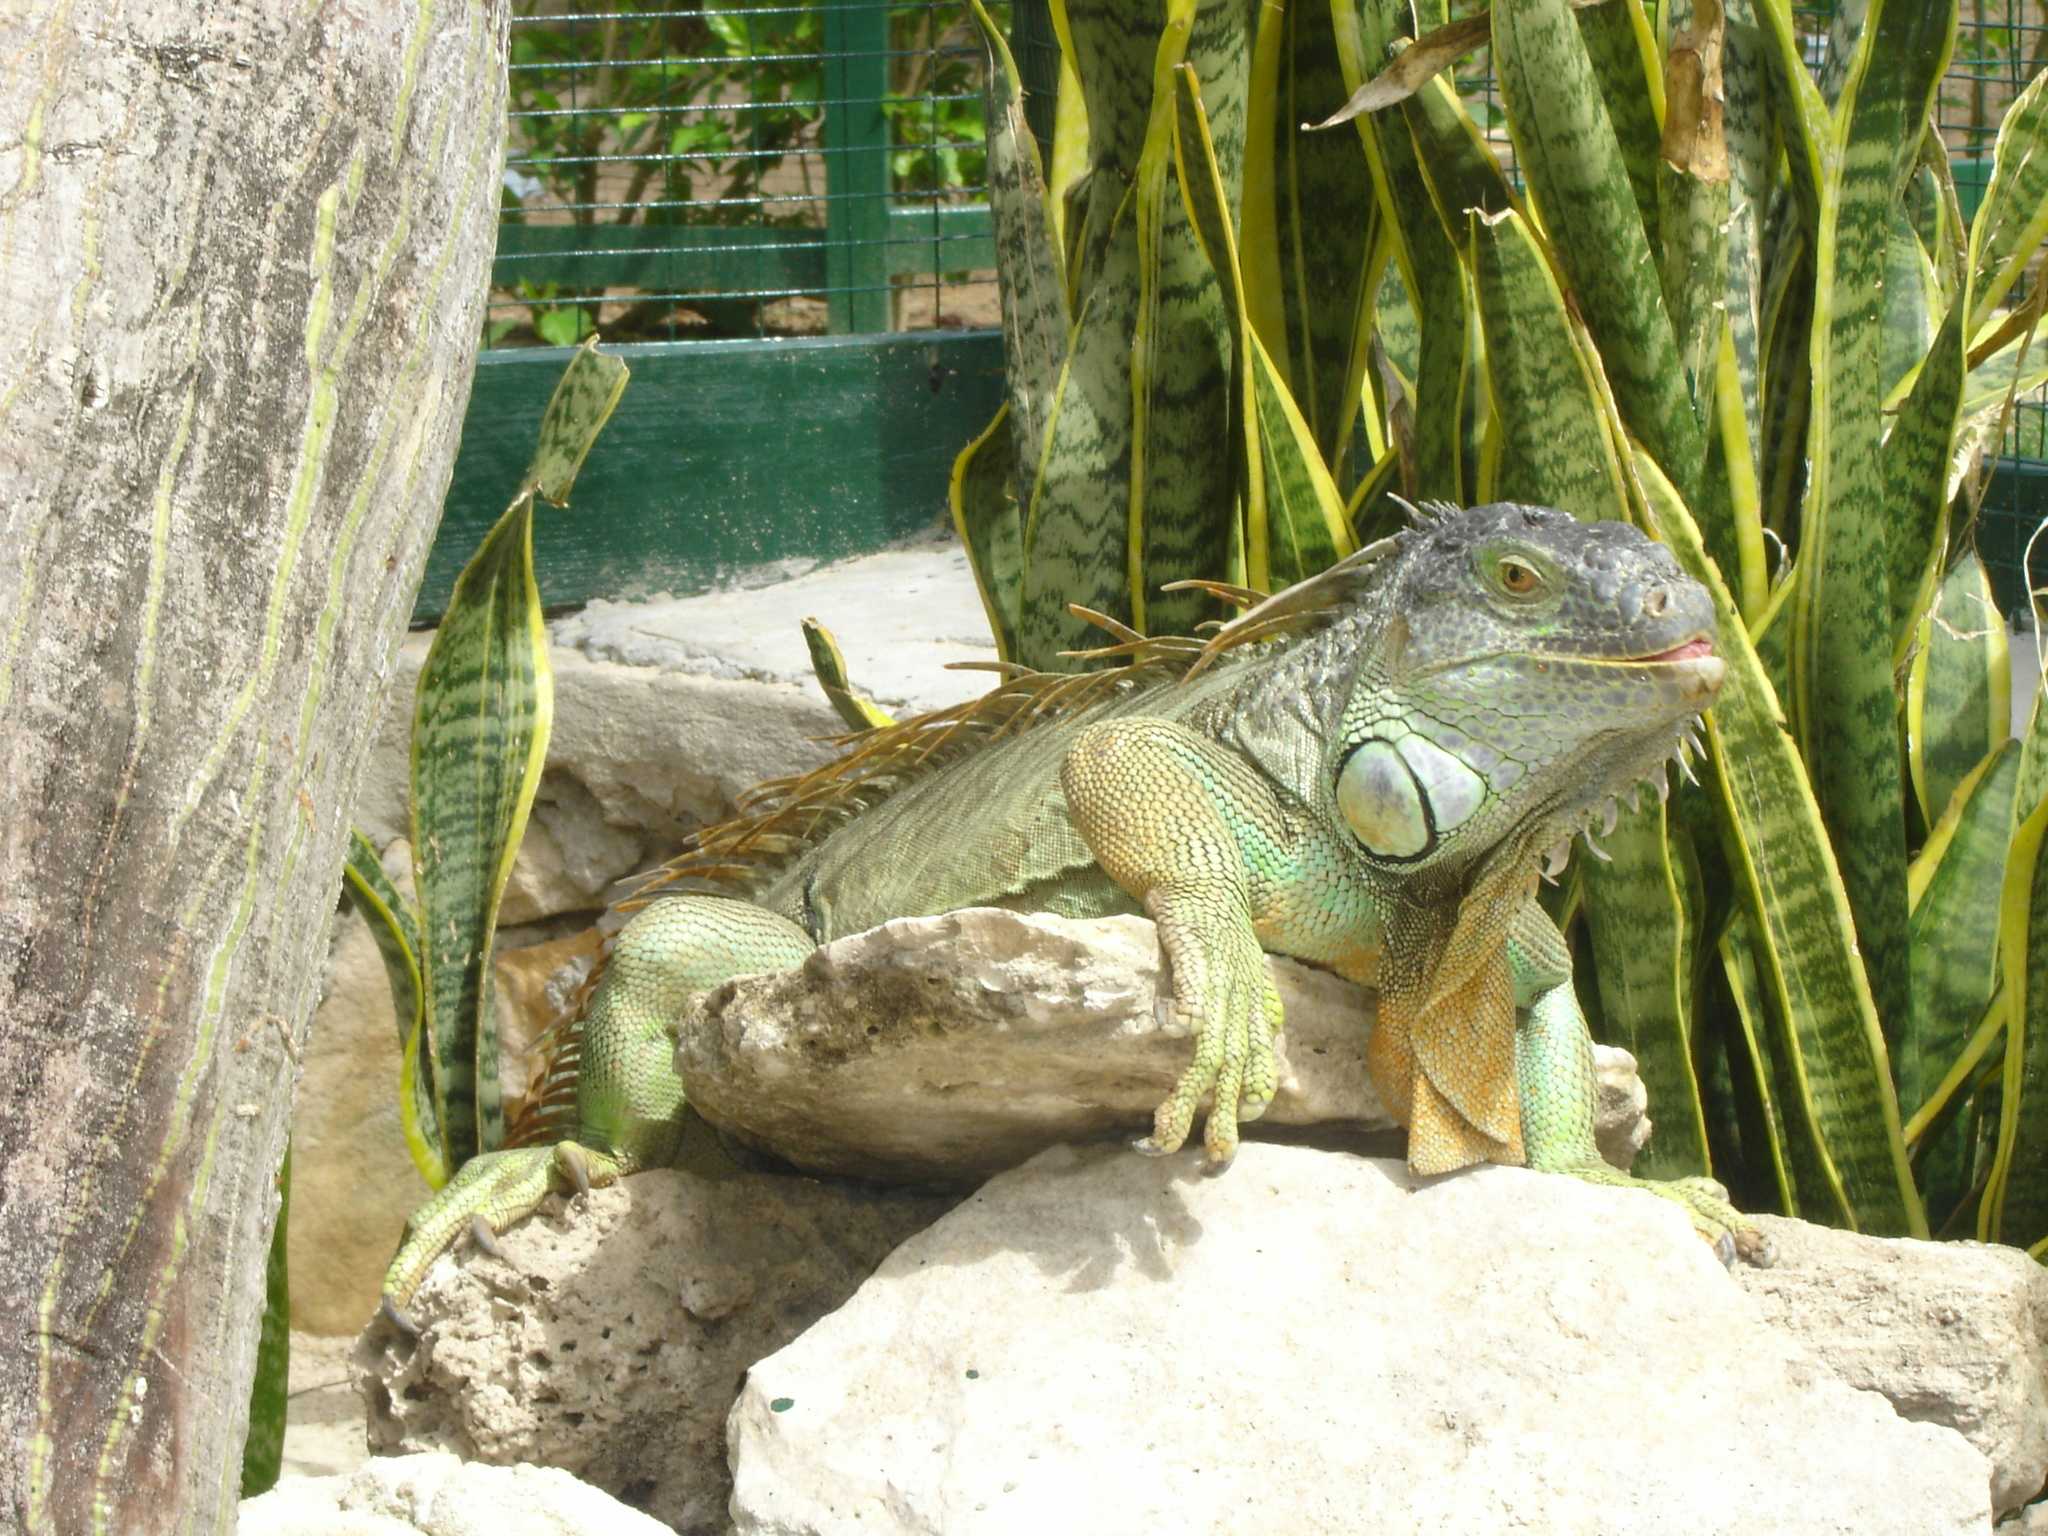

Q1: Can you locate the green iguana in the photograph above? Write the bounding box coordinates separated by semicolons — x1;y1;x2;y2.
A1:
381;499;1769;1322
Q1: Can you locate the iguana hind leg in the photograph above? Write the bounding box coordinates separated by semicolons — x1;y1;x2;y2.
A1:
1513;912;1773;1267
380;895;814;1321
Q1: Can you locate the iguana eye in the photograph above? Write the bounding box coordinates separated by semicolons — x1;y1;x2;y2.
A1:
1498;557;1542;596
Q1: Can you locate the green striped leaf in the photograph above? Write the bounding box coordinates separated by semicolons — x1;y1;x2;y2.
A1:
413;346;626;1164
1268;0;1378;468
1967;65;2048;332
1493;0;1705;500
1128;0;1247;639
1704;318;1770;622
1718;919;1800;1214
1756;223;1814;536
1575;0;1663;257
1958;328;2048;431
1713;0;1775;482
1019;0;1163;664
1176;67;1353;591
341;830;443;1187
1582;806;1712;1179
1881;204;1940;401
1746;571;1794;709
950;405;1024;661
1631;446;1923;1234
1884;280;1970;658
1985;790;2048;1246
1465;208;1630;522
413;490;549;1163
1906;984;2008;1235
968;0;1070;517
523;337;628;505
1903;744;2018;1136
1379;147;1468;503
1786;0;1953;1039
802;619;896;734
2018;648;2048;822
1907;552;2010;831
1402;76;1516;244
1331;0;1468;502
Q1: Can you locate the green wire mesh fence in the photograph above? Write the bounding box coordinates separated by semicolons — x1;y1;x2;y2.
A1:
494;0;1006;343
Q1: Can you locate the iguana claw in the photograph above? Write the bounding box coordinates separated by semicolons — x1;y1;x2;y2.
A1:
555;1142;594;1197
469;1214;504;1260
380;1295;422;1337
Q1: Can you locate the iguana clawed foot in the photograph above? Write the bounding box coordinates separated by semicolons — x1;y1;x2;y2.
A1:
1551;1158;1775;1268
1135;931;1284;1172
378;1140;630;1322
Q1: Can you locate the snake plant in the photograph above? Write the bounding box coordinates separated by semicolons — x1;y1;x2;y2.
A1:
961;0;2048;1253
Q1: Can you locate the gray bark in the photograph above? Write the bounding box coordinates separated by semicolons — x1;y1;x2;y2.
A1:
0;5;508;1531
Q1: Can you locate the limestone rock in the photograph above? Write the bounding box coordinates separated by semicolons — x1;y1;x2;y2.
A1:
357;1157;953;1534
728;1143;1992;1536
241;1452;669;1536
293;842;433;1335
677;908;1652;1181
1740;1214;2048;1517
498;771;647;925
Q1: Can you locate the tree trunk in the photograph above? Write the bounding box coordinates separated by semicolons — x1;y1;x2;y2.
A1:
0;6;507;1531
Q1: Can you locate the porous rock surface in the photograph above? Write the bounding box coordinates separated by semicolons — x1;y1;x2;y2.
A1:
357;1158;952;1534
1740;1214;2048;1517
240;1451;668;1536
728;1143;1994;1536
676;907;1653;1181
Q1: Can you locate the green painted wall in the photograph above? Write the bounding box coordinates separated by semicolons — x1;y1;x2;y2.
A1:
420;329;1005;622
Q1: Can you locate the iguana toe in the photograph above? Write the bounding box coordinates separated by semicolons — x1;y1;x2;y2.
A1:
379;1295;422;1338
1733;1222;1776;1268
1138;1072;1203;1157
554;1141;594;1196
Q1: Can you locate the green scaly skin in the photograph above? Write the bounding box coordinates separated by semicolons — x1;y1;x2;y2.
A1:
382;502;1771;1323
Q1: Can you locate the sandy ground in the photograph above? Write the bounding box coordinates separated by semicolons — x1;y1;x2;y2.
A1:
281;1332;371;1482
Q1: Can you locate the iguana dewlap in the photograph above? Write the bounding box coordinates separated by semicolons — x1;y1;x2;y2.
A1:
381;501;1762;1320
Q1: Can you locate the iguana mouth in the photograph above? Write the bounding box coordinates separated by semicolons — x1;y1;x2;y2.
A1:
1559;633;1717;666
1640;636;1715;663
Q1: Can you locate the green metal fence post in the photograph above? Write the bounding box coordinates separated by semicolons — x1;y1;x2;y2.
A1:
823;0;894;334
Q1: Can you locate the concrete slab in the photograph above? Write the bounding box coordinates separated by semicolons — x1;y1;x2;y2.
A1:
549;529;998;717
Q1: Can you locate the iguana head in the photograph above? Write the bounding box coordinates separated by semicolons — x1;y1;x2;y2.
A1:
1332;500;1722;881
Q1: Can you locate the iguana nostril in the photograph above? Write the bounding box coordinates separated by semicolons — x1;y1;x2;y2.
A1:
1646;587;1669;616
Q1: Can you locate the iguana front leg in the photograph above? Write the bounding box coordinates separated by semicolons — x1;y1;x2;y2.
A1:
1061;719;1290;1170
380;895;814;1324
1510;903;1773;1266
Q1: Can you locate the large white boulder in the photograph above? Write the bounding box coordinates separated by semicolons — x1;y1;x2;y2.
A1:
727;1143;1994;1536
